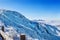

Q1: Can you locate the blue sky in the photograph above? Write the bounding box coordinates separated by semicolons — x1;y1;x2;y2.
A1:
0;0;60;20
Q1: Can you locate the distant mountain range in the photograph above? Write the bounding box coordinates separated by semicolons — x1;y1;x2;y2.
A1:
0;9;60;40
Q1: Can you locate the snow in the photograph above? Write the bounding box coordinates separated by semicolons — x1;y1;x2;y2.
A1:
0;30;13;40
0;9;60;40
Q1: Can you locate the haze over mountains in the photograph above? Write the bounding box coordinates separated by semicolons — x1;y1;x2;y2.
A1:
0;9;60;40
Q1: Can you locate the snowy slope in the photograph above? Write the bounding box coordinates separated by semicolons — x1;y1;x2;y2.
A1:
34;20;60;30
34;20;60;37
0;9;60;40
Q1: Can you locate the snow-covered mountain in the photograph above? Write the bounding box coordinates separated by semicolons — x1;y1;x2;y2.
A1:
34;19;60;26
0;9;60;40
35;19;60;30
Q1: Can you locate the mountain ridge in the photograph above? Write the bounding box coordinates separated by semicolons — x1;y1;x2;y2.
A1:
0;9;60;40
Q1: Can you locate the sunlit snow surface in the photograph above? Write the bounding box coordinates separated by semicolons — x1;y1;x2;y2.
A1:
0;10;60;40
